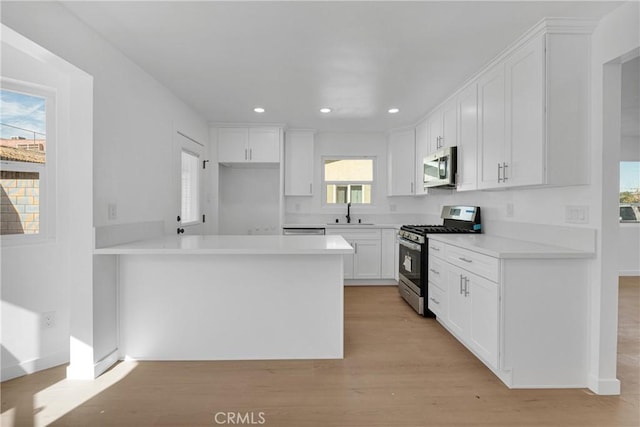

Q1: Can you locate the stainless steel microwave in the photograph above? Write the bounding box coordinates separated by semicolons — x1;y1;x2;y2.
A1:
423;146;457;189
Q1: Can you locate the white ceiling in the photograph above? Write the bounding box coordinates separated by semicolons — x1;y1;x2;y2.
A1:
62;1;622;132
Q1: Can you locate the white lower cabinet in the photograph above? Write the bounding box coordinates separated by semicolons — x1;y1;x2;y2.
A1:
327;227;396;280
446;264;499;368
432;236;590;389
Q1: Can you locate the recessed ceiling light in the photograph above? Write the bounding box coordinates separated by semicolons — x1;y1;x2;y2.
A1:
253;107;265;113
388;108;400;114
320;107;332;114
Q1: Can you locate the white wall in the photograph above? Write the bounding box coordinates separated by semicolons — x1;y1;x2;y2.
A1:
589;0;638;395
285;131;430;225
1;1;210;236
1;27;93;381
1;2;209;379
218;166;280;235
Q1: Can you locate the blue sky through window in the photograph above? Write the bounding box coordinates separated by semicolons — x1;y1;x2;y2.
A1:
0;89;46;139
620;161;640;192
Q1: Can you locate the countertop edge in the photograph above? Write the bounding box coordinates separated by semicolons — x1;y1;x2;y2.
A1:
426;234;595;259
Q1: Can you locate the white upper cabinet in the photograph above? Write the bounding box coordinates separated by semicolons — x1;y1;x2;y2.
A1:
248;127;281;163
284;130;314;196
426;111;443;153
217;127;249;163
477;63;507;189
217;126;281;163
441;98;458;151
456;82;478;192
425;98;457;154
387;128;416;196
414;120;429;196
477;26;591;189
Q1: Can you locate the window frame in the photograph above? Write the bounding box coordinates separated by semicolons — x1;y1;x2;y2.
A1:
180;148;201;226
321;156;376;208
0;78;56;246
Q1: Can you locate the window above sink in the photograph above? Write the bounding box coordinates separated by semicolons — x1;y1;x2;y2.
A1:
323;157;375;206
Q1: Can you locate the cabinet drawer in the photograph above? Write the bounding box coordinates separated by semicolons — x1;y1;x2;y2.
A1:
326;228;381;240
428;282;447;318
427;239;445;258
445;245;499;282
427;255;446;290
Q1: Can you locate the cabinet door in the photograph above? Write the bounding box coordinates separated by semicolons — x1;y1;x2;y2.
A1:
427;111;442;153
284;131;314;196
387;128;416;196
505;34;545;187
446;264;469;338
353;239;382;279
380;229;397;279
218;127;249;163
468;272;499;369
441;98;457;150
248;127;280;163
414;120;429;195
456;83;478;192
477;65;506;189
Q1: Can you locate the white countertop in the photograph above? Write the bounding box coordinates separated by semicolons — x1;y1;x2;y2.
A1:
94;235;354;255
426;234;595;259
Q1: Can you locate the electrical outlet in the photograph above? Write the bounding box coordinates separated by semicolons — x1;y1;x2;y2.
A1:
107;203;117;221
506;203;514;218
42;311;56;329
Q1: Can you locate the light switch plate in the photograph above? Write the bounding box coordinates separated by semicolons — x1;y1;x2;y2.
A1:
565;205;589;224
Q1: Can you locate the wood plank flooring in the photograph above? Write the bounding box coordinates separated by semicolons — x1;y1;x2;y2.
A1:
2;278;639;426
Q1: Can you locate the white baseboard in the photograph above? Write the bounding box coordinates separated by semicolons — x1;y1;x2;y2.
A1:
619;270;640;277
1;351;69;382
588;374;621;395
344;279;397;286
66;348;119;380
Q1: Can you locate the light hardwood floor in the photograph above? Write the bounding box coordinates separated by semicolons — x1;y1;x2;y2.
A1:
2;278;639;426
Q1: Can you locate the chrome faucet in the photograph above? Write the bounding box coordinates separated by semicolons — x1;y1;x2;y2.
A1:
346;202;352;224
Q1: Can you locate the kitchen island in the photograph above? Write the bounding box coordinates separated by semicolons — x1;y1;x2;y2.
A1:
95;235;353;361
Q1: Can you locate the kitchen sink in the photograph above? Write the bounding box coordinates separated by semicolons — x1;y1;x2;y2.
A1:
327;222;374;226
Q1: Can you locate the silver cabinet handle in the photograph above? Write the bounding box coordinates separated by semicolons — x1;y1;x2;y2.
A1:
497;163;503;183
354;242;358;254
249;148;253;160
430;246;440;252
459;275;464;294
309;183;312;194
459;257;472;263
429;297;440;305
464;277;470;297
429;268;440;275
411;182;414;193
502;162;508;181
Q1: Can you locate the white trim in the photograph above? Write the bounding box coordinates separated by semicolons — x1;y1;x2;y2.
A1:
0;79;57;246
321;155;377;207
588;374;621;396
619;270;640;277
1;351;68;382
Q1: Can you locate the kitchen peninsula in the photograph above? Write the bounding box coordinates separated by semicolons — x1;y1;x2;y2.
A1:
94;234;353;361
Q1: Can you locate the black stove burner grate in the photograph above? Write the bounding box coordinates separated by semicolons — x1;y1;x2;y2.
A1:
400;225;478;235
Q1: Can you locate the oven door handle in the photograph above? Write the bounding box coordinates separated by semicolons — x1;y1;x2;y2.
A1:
399;238;422;252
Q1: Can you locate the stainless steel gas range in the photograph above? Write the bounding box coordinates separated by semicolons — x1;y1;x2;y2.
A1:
398;206;482;316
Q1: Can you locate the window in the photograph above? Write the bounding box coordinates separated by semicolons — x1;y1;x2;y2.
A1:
1;86;51;238
620;161;640;222
323;158;374;204
181;149;200;224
